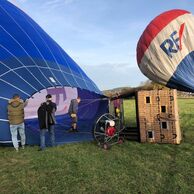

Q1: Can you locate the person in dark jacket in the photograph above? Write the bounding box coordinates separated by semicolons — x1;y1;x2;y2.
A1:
68;97;81;132
37;94;57;151
7;94;28;152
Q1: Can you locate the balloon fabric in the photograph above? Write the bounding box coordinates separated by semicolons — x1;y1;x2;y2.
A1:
0;0;108;145
137;9;194;92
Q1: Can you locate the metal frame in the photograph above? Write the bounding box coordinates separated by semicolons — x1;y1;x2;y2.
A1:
93;113;124;149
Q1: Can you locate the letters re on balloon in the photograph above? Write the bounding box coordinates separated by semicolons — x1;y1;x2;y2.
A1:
137;9;194;92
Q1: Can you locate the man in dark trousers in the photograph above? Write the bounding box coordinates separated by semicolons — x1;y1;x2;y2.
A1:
37;94;57;151
68;97;81;132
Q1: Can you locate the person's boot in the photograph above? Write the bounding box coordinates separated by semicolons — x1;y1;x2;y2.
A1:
74;128;78;132
68;127;74;133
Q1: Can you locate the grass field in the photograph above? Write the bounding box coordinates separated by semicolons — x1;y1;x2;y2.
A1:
0;99;194;194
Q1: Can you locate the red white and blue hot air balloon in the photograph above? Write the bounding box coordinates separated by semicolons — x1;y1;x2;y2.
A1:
137;9;194;92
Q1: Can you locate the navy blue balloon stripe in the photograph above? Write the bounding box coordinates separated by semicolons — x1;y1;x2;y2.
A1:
167;51;194;92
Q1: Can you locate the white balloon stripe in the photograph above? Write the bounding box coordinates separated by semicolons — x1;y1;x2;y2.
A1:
0;4;100;94
0;65;92;85
0;25;47;88
66;56;90;90
0;60;38;91
62;53;89;90
0;141;12;143
58;46;89;90
0;96;9;100
24;17;72;87
0;5;59;87
75;65;90;90
57;47;81;88
0;78;30;96
0;119;8;122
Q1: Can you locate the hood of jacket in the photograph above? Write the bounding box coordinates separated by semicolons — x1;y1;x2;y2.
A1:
8;99;25;125
9;99;24;108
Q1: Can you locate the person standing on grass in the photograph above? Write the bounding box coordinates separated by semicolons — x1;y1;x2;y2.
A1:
7;94;28;152
113;93;121;117
37;94;57;151
68;97;81;132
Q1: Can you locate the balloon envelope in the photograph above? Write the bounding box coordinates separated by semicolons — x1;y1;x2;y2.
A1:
0;1;107;145
137;9;194;92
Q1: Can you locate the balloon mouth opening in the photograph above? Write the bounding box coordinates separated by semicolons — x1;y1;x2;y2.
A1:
25;86;78;120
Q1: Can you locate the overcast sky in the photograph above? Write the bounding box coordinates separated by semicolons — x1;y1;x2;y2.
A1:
9;0;194;90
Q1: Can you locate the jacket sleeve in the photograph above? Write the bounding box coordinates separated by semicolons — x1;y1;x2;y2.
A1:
53;103;57;112
23;99;29;107
68;100;72;114
72;101;78;114
7;104;11;120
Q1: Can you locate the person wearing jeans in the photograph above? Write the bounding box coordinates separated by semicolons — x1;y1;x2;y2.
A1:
39;125;55;150
38;94;57;151
10;123;25;150
7;94;28;152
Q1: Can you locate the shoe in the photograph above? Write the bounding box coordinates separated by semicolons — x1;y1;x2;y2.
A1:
38;148;45;151
68;128;74;133
22;145;25;149
15;148;19;152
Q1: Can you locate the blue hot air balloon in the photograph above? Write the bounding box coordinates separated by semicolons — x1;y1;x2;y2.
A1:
0;0;107;145
137;9;194;92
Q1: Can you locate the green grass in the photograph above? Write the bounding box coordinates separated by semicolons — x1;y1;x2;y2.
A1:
1;99;194;194
123;99;137;127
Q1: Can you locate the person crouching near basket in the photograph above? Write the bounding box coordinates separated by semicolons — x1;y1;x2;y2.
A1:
68;97;81;132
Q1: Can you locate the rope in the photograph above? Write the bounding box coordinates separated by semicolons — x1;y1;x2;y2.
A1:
78;98;108;110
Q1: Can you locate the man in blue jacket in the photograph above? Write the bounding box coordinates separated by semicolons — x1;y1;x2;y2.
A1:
68;97;81;132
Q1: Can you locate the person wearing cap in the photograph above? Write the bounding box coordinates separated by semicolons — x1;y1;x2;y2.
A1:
37;94;57;151
7;94;28;152
68;97;81;132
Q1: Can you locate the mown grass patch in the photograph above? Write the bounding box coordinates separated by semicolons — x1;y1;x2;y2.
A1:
0;98;194;194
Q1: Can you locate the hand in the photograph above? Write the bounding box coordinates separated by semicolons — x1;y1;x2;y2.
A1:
24;99;29;107
71;114;76;118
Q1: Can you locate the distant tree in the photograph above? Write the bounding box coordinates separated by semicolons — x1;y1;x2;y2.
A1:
138;80;168;90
